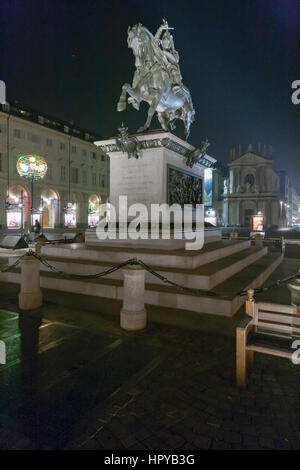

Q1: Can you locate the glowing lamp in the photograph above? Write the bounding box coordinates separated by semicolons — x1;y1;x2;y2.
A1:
16;154;47;181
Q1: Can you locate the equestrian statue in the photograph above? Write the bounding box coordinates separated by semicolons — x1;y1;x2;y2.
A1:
117;20;195;141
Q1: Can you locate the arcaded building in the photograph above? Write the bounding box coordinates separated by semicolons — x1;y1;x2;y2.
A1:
0;100;109;233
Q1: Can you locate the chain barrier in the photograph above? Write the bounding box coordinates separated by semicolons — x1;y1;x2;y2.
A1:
136;258;218;297
1;249;299;299
238;269;300;297
0;253;27;273
31;251;139;280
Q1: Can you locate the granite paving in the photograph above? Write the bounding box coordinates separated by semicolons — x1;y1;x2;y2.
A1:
0;256;299;450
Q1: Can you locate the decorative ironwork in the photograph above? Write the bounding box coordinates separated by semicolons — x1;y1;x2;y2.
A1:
168;166;203;207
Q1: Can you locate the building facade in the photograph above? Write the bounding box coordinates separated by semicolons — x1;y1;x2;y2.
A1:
223;146;282;228
0;101;109;233
282;173;300;226
291;187;300;226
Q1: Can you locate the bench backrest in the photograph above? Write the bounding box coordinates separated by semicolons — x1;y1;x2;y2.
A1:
255;302;300;338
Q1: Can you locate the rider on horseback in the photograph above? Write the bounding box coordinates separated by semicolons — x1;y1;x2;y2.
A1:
118;21;195;139
155;19;183;88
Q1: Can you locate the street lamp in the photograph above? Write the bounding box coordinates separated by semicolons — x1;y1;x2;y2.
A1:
280;200;283;228
16;154;48;230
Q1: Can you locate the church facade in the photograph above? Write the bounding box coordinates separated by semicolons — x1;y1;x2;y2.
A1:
223;148;283;228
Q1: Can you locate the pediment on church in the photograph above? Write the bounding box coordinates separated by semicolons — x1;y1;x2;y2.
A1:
230;152;271;166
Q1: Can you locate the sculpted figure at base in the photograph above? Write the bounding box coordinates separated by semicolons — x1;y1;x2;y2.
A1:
117;20;195;140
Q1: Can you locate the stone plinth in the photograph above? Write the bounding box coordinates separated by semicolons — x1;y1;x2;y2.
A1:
19;255;43;310
92;131;217;248
288;278;300;307
120;265;147;331
95;131;215;218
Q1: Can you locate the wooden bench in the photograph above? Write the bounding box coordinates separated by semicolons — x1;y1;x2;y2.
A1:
236;289;300;387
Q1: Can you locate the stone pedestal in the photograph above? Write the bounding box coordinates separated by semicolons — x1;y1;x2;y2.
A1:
90;131;219;248
19;255;43;310
120;265;147;331
95;131;215;216
287;278;300;307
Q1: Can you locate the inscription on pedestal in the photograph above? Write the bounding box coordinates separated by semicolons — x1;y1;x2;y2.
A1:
111;159;160;206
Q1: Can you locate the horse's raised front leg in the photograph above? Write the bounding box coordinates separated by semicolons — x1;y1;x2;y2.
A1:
137;94;160;133
117;83;130;112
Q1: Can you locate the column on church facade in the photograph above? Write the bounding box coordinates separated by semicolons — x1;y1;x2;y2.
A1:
0;181;6;227
229;170;234;194
236;199;241;225
228;200;236;226
223;199;229;226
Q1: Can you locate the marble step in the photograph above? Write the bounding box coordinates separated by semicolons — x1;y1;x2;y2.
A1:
40;239;251;270
38;246;268;290
2;252;283;317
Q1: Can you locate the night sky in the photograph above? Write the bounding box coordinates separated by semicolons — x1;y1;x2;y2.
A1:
1;0;299;188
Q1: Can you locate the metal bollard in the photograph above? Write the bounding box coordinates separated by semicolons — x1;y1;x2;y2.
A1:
19;255;43;310
120;265;147;331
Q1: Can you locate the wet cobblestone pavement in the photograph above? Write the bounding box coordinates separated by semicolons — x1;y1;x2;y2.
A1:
0;298;299;451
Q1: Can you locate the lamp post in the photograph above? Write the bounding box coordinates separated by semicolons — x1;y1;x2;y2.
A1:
286;204;290;226
280;200;283;228
16;154;48;231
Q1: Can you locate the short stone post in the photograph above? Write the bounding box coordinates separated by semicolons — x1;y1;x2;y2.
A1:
19;255;42;310
287;277;300;312
254;233;263;248
245;288;255;317
35;234;47;254
120;265;147;331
